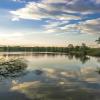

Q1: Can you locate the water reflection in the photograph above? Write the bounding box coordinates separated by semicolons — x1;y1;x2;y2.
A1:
11;81;100;100
74;55;90;64
67;54;90;64
0;52;99;100
10;67;100;100
0;52;90;64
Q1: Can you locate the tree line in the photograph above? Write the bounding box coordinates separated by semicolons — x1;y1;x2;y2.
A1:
0;37;100;56
0;43;88;52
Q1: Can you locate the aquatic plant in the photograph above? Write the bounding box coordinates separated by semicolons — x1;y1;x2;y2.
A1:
0;58;28;78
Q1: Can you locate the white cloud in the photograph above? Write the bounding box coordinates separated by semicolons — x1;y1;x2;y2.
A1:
12;0;20;2
10;0;100;19
44;20;69;29
75;18;100;34
10;2;43;20
0;32;23;38
43;18;100;35
10;1;81;21
12;0;25;3
10;0;100;35
10;0;100;21
42;0;67;4
12;17;20;21
44;23;77;34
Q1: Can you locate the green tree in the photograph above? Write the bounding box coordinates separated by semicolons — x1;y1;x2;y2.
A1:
96;37;100;44
80;43;87;55
67;44;74;53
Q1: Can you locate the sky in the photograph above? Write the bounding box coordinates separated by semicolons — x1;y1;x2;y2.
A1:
0;0;100;47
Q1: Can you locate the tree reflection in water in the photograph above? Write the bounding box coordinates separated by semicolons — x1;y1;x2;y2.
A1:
0;58;28;79
0;52;90;64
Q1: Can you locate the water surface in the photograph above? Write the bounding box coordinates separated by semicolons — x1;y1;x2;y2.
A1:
0;52;100;100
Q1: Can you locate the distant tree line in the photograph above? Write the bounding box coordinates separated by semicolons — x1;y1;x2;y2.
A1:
0;43;90;55
0;37;100;57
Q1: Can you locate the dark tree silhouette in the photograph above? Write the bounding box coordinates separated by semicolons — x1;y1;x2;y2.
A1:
96;37;100;44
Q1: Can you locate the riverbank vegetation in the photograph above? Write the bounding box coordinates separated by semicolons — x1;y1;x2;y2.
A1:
0;58;27;78
0;45;99;57
0;38;99;57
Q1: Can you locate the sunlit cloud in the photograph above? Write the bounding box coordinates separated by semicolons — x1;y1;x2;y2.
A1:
0;32;24;38
10;0;100;36
10;2;81;21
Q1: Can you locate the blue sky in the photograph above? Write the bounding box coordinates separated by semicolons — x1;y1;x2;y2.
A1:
0;0;100;47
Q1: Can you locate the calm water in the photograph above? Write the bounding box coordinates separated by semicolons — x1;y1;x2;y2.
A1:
0;52;100;100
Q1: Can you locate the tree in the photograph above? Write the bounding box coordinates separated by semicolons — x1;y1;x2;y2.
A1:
68;44;74;49
67;44;74;53
96;37;100;44
74;46;80;51
80;43;87;55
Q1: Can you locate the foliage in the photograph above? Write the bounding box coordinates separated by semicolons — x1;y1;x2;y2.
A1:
95;37;100;44
0;43;99;57
0;58;27;78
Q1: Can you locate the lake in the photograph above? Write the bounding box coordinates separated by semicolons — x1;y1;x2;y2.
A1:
0;52;100;100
